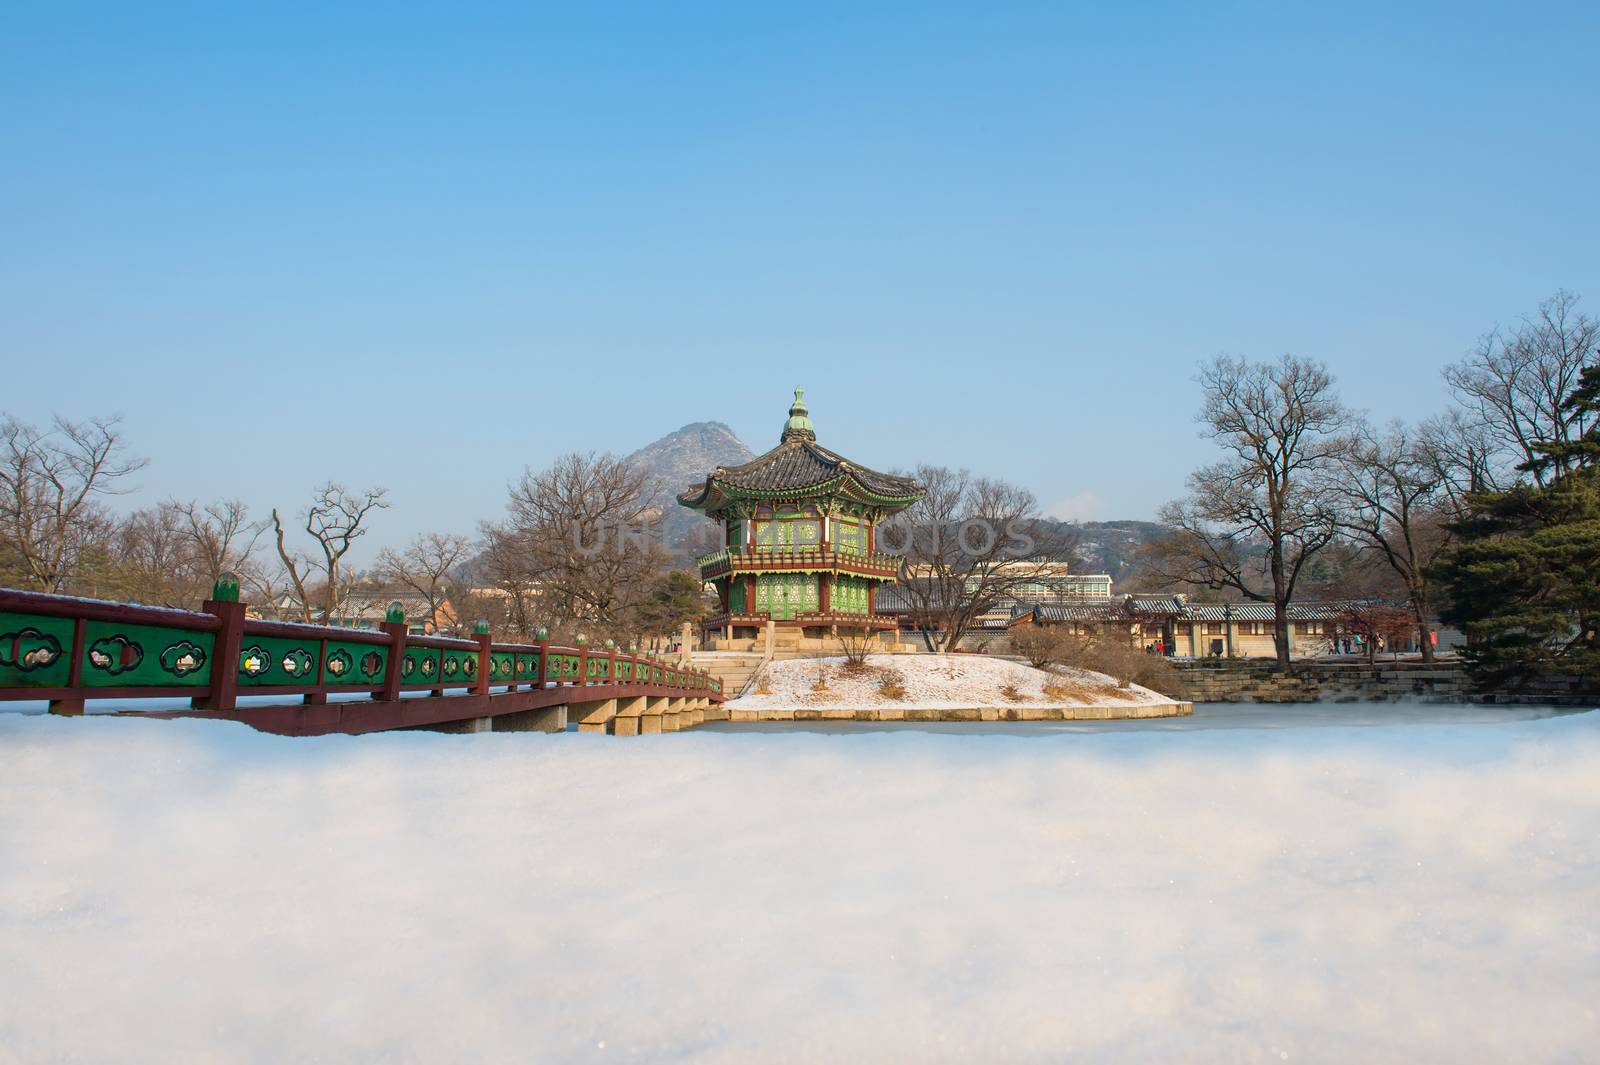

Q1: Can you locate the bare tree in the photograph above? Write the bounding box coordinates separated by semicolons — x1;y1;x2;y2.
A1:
170;498;264;593
884;465;1075;652
271;484;389;624
1415;409;1504;519
498;452;666;637
1443;290;1598;486
471;522;544;639
1330;420;1453;660
0;414;147;592
1333;601;1418;664
105;504;192;606
1156;354;1351;671
375;532;472;633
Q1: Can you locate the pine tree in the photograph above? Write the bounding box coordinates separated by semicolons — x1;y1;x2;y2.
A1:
1521;364;1600;477
1433;362;1600;686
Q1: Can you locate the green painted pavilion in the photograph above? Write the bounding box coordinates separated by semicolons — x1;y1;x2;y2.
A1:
679;388;924;650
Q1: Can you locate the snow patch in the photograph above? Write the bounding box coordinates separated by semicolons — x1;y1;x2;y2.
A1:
729;653;1176;710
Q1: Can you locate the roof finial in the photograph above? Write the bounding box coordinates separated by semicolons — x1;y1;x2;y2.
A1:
780;385;816;442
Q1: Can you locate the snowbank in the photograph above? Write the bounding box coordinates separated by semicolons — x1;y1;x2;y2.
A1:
727;653;1179;712
2;709;1598;1063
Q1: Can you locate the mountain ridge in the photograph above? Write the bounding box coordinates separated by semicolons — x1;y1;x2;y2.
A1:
625;422;1166;579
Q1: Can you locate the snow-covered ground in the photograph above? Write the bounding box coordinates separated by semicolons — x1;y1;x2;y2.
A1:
729;653;1178;710
2;705;1598;1063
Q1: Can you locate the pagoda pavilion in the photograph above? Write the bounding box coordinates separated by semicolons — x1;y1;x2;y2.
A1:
679;388;924;650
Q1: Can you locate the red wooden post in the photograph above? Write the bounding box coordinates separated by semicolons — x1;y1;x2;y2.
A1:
195;574;246;712
536;628;550;688
48;617;87;716
472;621;492;697
305;637;328;705
379;602;407;702
606;642;617;686
575;637;589;688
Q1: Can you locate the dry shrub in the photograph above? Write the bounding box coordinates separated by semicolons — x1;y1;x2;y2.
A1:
837;632;875;674
1009;625;1064;669
1051;631;1189;699
999;684;1028;702
753;672;772;696
810;655;831;692
876;667;907;700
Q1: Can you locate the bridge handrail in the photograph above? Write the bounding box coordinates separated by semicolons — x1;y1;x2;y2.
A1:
0;583;721;715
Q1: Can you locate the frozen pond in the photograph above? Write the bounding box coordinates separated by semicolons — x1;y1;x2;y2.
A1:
2;704;1597;1063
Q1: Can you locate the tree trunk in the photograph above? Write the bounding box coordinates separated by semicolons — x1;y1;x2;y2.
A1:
1412;597;1434;662
1270;541;1291;673
1273;606;1291;672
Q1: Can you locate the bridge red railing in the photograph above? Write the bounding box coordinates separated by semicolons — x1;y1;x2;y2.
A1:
0;577;721;716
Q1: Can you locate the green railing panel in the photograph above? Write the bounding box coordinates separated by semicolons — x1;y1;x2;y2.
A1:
439;648;478;683
551;654;579;679
323;641;387;685
0;611;75;689
82;620;214;688
489;652;516;680
238;635;324;687
514;652;539;680
401;648;441;683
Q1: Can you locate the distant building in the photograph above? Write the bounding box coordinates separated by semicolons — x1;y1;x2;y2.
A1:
875;562;1113;647
1008;596;1415;659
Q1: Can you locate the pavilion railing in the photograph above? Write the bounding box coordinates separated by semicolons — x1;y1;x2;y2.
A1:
0;579;721;716
697;547;903;581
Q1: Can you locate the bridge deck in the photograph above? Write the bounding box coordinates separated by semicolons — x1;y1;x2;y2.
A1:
159;681;713;736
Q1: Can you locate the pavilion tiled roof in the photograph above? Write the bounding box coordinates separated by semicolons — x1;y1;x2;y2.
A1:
702;437;919;498
678;392;923;514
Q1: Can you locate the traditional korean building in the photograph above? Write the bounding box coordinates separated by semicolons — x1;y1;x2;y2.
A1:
678;388;924;650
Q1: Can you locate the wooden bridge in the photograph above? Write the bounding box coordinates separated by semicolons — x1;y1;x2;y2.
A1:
0;579;723;736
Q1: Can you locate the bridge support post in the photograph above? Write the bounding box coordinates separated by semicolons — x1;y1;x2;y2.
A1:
429;716;492;734
569;697;617;732
612;695;647;737
639;713;663;733
492;704;566;733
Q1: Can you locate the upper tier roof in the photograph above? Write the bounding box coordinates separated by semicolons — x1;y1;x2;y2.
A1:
677;388;923;513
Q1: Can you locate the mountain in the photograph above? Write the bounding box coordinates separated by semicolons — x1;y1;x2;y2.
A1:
626;423;1169;580
625;421;755;558
1028;518;1170;584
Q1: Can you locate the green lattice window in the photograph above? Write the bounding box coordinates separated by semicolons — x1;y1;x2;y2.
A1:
833;520;866;556
754;573;817;619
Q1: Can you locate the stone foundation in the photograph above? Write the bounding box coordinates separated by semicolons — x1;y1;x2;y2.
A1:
1177;660;1599;705
725;701;1192;722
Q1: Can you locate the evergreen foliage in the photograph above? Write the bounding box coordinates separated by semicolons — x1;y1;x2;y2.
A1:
1433;363;1600;685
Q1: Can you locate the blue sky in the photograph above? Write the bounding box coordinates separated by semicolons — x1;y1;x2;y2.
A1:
3;2;1596;554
